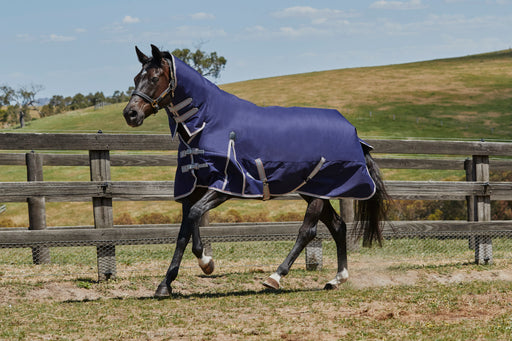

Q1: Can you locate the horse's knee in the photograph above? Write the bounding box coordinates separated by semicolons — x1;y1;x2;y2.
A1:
175;235;189;250
303;226;317;242
188;206;203;223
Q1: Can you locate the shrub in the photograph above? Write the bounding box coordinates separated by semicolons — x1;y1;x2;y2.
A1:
273;212;303;222
137;213;172;224
114;213;136;225
0;218;16;227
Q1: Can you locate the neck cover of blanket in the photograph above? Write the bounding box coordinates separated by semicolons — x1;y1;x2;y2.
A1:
164;56;376;202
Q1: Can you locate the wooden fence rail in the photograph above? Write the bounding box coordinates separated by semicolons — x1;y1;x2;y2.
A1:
1;133;512;279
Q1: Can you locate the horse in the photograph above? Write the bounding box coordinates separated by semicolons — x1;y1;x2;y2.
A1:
123;45;389;298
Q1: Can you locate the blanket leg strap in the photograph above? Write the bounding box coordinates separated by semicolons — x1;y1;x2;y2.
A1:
255;158;271;201
290;157;327;193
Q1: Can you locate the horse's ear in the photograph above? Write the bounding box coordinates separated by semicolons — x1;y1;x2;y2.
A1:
151;44;163;64
135;46;149;64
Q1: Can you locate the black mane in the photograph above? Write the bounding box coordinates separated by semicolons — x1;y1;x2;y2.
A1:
144;51;173;67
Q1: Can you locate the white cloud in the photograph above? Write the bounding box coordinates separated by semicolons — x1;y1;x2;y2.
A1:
370;0;426;10
122;15;140;24
75;28;87;33
173;25;226;40
16;33;34;42
133;25;227;46
190;12;215;20
272;6;353;19
278;26;328;38
45;34;76;42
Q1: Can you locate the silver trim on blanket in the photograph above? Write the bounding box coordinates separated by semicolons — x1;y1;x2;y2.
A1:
222;131;246;195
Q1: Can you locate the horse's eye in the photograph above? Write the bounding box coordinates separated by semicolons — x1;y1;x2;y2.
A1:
151;77;159;83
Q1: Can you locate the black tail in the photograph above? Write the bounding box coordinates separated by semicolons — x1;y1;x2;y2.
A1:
354;149;390;247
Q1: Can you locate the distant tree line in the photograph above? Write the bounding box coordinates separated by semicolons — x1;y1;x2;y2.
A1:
0;83;135;125
0;47;226;127
0;84;135;126
39;87;135;117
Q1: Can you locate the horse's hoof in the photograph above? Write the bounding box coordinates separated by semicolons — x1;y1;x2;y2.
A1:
262;277;280;290
323;283;338;290
200;258;215;275
154;283;172;298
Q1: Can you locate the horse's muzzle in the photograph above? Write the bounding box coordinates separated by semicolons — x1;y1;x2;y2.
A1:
122;107;144;127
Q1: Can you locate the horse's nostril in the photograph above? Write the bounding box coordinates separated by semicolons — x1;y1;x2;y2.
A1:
124;109;138;121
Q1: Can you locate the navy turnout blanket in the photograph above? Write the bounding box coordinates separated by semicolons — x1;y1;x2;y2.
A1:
165;56;376;201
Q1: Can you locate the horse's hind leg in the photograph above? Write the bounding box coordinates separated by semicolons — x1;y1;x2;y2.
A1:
192;214;214;275
263;197;323;290
320;201;349;290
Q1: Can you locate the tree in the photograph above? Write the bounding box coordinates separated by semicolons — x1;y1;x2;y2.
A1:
172;48;227;79
70;93;87;110
0;84;44;126
86;91;105;107
0;85;15;106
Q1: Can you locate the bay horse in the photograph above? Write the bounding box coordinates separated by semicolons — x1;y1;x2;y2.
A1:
123;45;389;297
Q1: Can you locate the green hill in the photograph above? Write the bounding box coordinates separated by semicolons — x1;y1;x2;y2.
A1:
6;49;512;140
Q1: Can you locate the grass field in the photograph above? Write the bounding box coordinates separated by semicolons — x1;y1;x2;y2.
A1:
1;240;512;340
2;277;511;340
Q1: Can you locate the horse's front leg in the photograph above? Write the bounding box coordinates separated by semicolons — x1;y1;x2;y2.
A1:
155;189;229;297
155;203;194;297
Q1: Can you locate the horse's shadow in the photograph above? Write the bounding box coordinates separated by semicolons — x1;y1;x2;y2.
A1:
150;286;322;301
63;286;321;304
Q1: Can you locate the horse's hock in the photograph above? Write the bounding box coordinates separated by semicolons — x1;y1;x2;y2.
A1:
1;133;512;280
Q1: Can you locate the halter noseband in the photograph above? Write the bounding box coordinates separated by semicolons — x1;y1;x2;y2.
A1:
131;56;176;114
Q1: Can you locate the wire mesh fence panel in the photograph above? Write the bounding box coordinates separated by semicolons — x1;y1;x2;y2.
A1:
0;231;511;281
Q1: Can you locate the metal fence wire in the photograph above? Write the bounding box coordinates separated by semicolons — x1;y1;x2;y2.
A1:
1;227;511;281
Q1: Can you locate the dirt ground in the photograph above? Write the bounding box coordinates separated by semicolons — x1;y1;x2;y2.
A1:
2;263;512;304
2;262;512;340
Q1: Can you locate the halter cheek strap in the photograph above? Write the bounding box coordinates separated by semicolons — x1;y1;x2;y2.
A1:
131;57;176;114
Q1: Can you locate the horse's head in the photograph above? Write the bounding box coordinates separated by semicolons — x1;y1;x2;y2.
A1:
123;45;174;127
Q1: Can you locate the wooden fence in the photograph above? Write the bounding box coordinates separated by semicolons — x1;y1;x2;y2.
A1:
1;132;512;280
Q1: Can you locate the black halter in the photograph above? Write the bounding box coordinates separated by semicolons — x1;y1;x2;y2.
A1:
131;56;176;114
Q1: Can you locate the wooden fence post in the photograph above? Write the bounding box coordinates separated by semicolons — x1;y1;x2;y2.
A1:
340;199;359;251
465;159;476;250
26;151;50;264
89;149;116;280
472;155;492;265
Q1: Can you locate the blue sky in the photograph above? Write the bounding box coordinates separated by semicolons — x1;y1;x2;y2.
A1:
1;0;511;98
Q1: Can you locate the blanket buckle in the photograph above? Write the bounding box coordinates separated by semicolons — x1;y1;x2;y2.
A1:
180;148;205;158
181;163;208;173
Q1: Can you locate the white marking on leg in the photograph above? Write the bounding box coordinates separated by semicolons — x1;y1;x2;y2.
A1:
327;268;349;287
339;268;349;282
263;272;282;290
198;250;212;268
269;272;282;284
